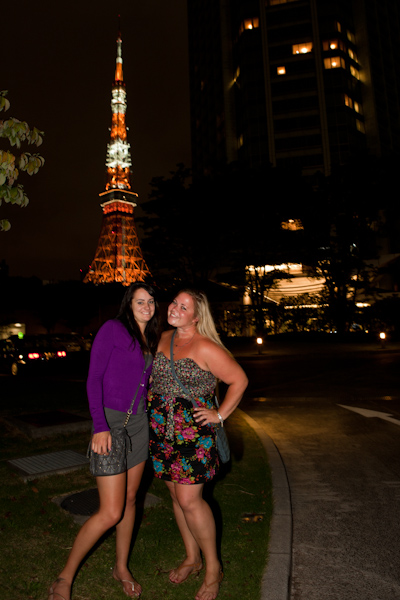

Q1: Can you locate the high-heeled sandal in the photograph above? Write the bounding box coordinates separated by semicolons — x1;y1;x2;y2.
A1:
48;578;70;600
195;570;224;600
169;560;203;584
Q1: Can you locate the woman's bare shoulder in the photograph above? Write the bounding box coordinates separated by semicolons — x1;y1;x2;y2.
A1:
158;329;174;352
161;329;174;341
196;336;247;384
196;336;230;360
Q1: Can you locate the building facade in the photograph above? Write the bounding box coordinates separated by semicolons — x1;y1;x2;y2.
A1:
188;0;400;177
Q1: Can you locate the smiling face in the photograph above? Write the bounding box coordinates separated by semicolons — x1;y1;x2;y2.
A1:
168;292;198;330
131;287;155;330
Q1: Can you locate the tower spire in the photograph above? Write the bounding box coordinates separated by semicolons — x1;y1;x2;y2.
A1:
115;35;123;82
84;26;151;286
106;28;131;192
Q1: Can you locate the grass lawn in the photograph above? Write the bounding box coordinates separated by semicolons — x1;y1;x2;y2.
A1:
0;397;272;600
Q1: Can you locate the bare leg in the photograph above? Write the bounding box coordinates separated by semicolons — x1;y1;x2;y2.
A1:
113;461;146;597
167;481;222;598
50;473;128;600
166;481;202;583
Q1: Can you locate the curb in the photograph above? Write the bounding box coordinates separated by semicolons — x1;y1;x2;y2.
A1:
238;409;292;600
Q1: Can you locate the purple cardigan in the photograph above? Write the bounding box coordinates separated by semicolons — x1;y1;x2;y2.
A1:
87;319;153;434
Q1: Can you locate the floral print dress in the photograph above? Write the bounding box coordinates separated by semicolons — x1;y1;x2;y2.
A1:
148;352;219;484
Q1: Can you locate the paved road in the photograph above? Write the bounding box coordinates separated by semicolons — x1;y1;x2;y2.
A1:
239;344;400;600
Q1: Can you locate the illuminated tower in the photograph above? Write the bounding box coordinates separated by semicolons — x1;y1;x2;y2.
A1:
84;32;151;285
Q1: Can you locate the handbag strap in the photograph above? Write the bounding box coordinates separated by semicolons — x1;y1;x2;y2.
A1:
124;366;147;426
169;330;198;409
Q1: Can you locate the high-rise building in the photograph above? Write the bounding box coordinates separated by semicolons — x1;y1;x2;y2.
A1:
84;32;151;286
188;0;400;177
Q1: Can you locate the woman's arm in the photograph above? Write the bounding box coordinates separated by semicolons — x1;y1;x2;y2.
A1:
193;340;248;426
87;321;115;451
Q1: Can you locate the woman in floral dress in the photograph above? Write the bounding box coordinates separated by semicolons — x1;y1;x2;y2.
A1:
148;289;248;600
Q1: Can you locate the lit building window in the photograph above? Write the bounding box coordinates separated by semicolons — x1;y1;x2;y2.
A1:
350;65;360;80
277;66;286;75
323;39;343;51
347;31;356;44
344;95;363;115
281;219;304;231
344;94;353;108
348;48;358;62
324;56;345;69
292;42;313;55
240;17;259;33
356;120;365;133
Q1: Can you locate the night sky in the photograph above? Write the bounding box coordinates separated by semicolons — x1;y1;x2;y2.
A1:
1;1;190;281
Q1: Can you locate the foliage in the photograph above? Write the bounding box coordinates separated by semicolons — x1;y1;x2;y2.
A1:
0;90;44;231
244;267;290;336
278;293;325;333
139;158;398;335
138;164;194;286
139;162;307;296
303;162;382;333
217;164;307;336
139;163;235;287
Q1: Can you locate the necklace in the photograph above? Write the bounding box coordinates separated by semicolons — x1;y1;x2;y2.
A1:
173;331;196;350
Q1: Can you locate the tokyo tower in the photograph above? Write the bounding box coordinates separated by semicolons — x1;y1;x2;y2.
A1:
84;31;151;285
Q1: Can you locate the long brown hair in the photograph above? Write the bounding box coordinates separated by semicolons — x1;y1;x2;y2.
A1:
117;282;160;355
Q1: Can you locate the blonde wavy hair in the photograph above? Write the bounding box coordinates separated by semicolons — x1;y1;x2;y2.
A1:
178;288;229;352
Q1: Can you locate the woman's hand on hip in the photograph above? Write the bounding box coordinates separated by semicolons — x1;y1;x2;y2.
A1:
193;407;220;426
91;431;112;455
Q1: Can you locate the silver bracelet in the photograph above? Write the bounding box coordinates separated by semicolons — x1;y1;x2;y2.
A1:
217;411;224;427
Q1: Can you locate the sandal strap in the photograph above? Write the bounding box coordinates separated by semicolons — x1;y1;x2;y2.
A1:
121;579;135;590
170;560;203;584
204;571;224;589
48;578;69;600
113;570;141;598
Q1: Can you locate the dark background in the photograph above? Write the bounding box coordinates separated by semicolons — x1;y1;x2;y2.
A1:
1;0;190;280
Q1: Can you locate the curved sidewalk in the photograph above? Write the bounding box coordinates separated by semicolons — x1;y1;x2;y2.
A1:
239;410;292;600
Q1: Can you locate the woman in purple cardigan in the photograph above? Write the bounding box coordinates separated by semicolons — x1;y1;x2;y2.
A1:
48;283;159;600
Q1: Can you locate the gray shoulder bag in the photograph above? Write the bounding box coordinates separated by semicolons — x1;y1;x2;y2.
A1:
88;367;146;476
